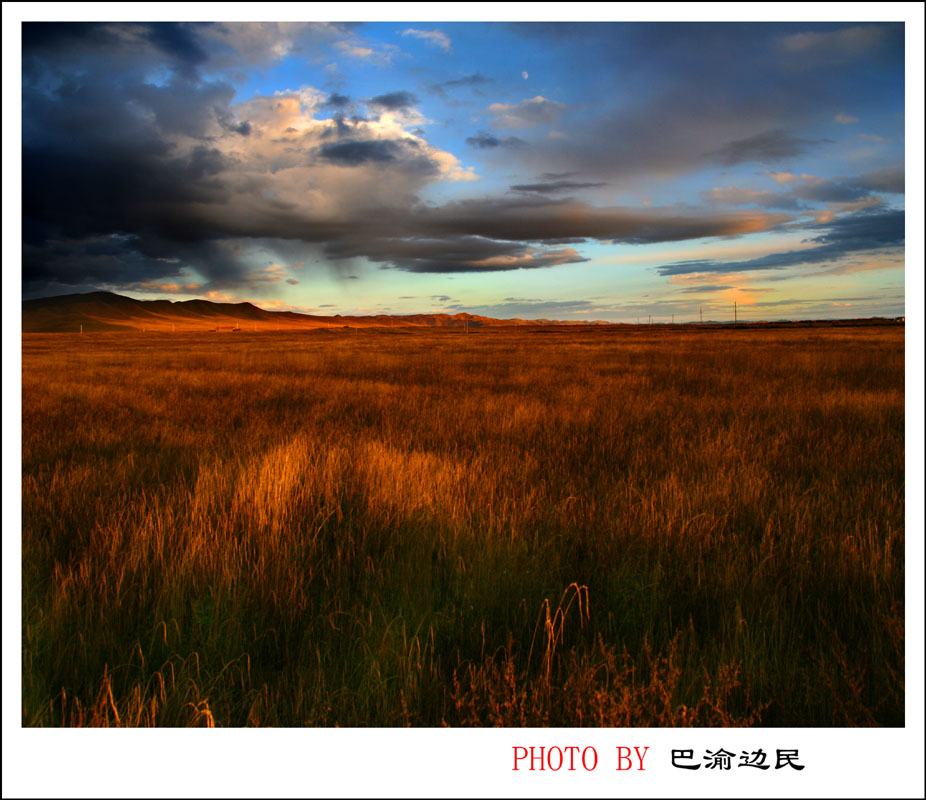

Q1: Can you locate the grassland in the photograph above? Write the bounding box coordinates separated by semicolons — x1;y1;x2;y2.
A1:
21;325;904;726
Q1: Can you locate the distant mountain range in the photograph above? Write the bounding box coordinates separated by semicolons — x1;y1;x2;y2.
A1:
21;292;611;333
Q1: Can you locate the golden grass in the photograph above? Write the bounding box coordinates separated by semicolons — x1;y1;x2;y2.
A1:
21;325;904;726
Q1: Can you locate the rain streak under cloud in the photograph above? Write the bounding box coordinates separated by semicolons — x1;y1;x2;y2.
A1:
20;20;905;320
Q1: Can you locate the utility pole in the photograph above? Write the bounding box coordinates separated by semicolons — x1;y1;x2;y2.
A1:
671;314;675;324
734;301;737;324
648;315;652;325
700;306;703;324
80;325;83;335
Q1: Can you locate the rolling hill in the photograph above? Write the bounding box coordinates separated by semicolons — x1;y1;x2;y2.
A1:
22;291;609;332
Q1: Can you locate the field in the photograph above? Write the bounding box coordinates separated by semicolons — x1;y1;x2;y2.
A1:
21;324;905;727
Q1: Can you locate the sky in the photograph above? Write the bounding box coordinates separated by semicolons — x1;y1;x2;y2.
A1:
19;18;908;321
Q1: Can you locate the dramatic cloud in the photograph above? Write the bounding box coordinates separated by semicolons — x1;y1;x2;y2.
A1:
19;20;905;319
21;25;483;294
320;234;587;274
392;198;790;247
303;198;791;274
655;209;904;275
770;167;903;202
703;166;904;211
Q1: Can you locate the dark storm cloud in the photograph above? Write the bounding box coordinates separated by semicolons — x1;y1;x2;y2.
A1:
655;209;904;276
500;23;901;181
142;22;211;70
317;139;403;165
23;22;209;75
22;23;453;291
368;91;418;110
510;180;608;194
292;198;790;274
410;198;790;246
315;139;441;177
514;95;826;182
709;129;831;166
324;93;351;108
465;132;526;149
320;234;587;273
22;22;900;296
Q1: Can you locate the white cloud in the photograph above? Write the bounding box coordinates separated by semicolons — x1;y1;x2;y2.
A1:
333;40;399;63
834;112;859;124
334;41;374;59
522;71;529;80
214;85;480;218
401;28;452;52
